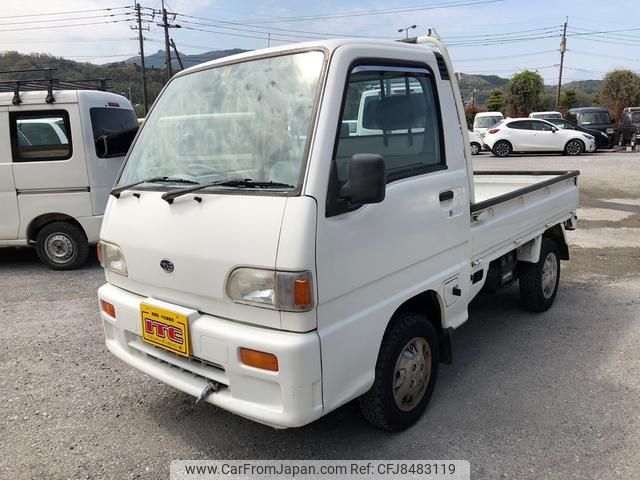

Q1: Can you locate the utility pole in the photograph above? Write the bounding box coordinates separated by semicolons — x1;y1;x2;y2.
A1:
131;1;149;114
161;1;173;79
555;17;568;111
170;39;184;70
267;32;271;47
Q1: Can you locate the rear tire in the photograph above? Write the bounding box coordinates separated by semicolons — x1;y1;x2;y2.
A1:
564;139;583;156
492;140;512;157
518;238;561;312
359;312;439;431
35;221;89;270
470;142;481;155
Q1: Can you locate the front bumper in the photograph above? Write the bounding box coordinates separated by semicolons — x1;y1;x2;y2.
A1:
98;283;323;428
585;139;597;152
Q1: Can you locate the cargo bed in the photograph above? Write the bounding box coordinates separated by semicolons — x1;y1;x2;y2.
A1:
470;170;580;263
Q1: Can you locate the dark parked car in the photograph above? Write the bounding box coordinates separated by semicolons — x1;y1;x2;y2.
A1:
566;107;614;146
546;118;613;150
618;109;640;146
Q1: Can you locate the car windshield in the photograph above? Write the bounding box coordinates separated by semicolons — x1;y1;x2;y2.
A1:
117;50;325;191
474;116;502;128
580;111;610;125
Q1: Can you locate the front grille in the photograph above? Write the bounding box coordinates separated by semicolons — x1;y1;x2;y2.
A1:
128;336;228;387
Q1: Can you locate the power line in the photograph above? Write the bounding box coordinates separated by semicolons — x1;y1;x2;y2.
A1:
239;0;504;24
0;19;133;33
1;6;130;19
0;12;132;27
453;50;558;62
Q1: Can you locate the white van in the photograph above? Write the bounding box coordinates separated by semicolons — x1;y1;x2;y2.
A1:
472;111;503;136
0;87;138;269
98;33;579;431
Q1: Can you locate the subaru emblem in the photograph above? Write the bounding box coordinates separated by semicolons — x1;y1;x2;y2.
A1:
160;259;174;273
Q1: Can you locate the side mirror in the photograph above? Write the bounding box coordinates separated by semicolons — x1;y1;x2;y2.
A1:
340;154;386;206
552;127;558;132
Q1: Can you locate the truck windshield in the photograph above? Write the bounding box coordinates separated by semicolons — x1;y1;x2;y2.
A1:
474;116;502;128
118;50;325;191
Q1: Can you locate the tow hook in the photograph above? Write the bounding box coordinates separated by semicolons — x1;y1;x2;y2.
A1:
196;382;221;404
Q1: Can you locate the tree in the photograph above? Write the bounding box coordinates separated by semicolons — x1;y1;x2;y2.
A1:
598;69;640;124
559;90;577;110
485;88;504;112
505;70;545;117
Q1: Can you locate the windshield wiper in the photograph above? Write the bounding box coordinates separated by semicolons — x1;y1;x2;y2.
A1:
111;176;200;198
161;178;295;204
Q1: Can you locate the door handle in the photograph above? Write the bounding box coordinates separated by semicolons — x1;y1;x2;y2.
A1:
439;190;454;202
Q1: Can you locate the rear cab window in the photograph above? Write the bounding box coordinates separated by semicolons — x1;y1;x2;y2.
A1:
10;110;72;162
90;107;139;158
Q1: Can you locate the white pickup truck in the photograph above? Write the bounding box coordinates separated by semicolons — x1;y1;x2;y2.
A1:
98;32;579;431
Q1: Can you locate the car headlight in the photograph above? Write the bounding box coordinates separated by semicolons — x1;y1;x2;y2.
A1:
606;128;614;134
226;268;313;311
98;241;128;276
582;134;594;140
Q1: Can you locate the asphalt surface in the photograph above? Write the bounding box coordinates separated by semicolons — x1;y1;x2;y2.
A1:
1;150;639;480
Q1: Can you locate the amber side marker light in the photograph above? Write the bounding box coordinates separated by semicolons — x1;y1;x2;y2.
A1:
293;278;312;308
240;348;279;372
101;300;116;318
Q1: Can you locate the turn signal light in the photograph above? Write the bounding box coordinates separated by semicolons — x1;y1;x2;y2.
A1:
100;300;116;318
293;278;312;308
239;348;279;372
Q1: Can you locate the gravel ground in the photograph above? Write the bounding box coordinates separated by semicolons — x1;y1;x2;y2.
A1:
1;150;639;480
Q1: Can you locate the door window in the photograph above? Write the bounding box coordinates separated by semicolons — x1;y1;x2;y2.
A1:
328;64;444;216
508;120;533;130
10;111;72;162
90;107;139;158
531;121;554;131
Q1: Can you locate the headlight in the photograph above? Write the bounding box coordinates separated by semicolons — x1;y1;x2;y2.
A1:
227;268;313;311
98;241;128;276
582;134;594;140
606;128;614;134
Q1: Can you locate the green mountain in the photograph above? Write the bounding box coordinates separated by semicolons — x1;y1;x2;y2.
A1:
0;51;602;115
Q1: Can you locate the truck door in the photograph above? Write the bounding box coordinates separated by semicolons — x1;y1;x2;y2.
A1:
311;51;471;410
0;108;19;240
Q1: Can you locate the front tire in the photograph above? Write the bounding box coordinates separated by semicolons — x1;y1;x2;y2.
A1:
564;139;584;156
35;221;89;270
492;140;512;157
358;312;439;431
518;238;561;312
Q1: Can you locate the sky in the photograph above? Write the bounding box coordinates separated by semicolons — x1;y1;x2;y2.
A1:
3;0;640;84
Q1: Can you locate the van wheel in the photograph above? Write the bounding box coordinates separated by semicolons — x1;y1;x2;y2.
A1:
518;238;560;312
564;139;583;156
35;221;89;270
358;312;439;431
492;140;511;157
470;142;481;155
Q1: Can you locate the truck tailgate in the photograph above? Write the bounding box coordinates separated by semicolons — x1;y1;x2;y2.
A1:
471;171;579;261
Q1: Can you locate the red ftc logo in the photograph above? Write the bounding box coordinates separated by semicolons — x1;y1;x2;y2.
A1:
144;318;184;344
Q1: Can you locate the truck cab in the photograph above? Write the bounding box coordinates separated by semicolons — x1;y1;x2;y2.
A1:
98;34;578;431
0;87;137;269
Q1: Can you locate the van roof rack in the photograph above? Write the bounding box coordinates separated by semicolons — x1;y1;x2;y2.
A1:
0;68;109;105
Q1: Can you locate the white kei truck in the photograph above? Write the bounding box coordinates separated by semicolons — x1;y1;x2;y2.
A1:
97;31;579;431
0;74;137;269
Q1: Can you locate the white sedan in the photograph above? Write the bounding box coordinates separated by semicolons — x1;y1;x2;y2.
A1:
483;118;597;157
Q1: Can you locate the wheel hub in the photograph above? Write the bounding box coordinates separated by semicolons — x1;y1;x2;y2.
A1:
45;234;75;263
541;252;558;299
393;337;431;412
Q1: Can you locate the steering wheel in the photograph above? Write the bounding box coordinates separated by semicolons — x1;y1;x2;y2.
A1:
184;163;220;177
